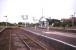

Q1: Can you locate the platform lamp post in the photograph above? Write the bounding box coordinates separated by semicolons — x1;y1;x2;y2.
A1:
71;15;74;27
21;15;28;27
71;12;75;27
4;16;8;28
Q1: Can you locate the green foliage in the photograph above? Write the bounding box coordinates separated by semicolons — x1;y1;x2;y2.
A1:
74;22;76;25
18;22;23;25
62;22;72;27
54;23;61;27
0;22;15;26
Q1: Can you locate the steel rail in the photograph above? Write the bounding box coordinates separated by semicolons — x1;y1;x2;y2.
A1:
9;31;11;50
21;33;47;50
16;33;31;50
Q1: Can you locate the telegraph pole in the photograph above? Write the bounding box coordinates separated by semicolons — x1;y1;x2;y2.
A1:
42;8;43;17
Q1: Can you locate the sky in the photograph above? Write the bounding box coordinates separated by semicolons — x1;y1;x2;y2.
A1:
0;0;75;23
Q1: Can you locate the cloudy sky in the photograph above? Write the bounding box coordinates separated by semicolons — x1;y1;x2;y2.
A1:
0;0;75;23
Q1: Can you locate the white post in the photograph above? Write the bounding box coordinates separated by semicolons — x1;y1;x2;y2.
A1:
4;16;8;28
6;17;7;28
47;22;49;31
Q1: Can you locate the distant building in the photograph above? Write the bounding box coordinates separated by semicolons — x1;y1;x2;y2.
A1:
61;17;76;22
46;19;61;27
39;17;61;28
39;17;48;28
61;17;76;27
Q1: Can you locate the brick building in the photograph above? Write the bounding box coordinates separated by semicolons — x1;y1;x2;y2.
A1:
61;17;76;22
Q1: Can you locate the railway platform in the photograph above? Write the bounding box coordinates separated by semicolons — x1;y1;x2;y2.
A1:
22;27;76;50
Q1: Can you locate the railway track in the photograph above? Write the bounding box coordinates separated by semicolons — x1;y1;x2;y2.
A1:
2;28;76;50
0;28;12;50
15;33;47;50
0;28;54;50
